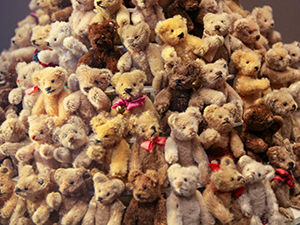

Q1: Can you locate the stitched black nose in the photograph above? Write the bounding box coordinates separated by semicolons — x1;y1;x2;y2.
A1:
69;137;74;143
256;35;260;40
237;176;243;181
293;104;297;110
45;87;52;92
136;194;141;199
47;42;50;46
271;23;274;27
178;32;184;39
224;118;229;123
254;66;259;71
98;197;103;202
84;87;91;93
216;71;222;77
12;40;15;44
151;126;157;132
215;25;221;31
175;79;182;84
289;162;294;168
125;88;132;94
15;187;21;193
32;40;36;45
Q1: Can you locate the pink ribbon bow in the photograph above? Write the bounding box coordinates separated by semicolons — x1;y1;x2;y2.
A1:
140;137;167;152
112;95;146;111
25;86;39;95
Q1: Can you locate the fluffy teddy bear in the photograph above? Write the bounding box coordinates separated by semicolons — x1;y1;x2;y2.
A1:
82;172;125;225
10;23;34;49
131;0;165;42
88;113;130;178
38;21;88;73
165;107;210;186
37;0;73;22
155;15;223;62
78;20;123;73
167;164;215;225
293;143;300;183
129;111;168;186
237;155;283;225
287;81;300;142
199;103;245;161
203;156;249;225
63;65;112;130
252;5;281;47
117;21;165;90
231;49;270;108
110;70;158;117
123;169;167;225
48;167;90;225
284;41;300;69
261;42;300;89
69;0;96;46
31;66;70;126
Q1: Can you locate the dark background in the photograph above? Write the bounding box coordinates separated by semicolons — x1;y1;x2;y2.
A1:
0;0;299;51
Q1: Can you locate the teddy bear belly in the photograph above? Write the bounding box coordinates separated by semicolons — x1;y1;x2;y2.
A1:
139;148;164;172
134;201;158;225
179;198;201;225
95;203;110;225
169;91;192;112
247;184;268;217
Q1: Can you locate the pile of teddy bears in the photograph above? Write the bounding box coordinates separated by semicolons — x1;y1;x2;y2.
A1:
0;0;300;224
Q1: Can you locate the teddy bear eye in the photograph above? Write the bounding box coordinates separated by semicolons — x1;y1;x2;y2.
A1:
223;64;226;68
1;168;8;174
133;83;136;87
230;177;234;181
51;80;55;83
24;187;29;191
141;128;145;133
292;54;296;57
134;35;139;39
182;126;186;129
279;56;283;60
171;29;174;32
264;19;267;22
143;185;147;190
54;38;57;42
40;130;44;134
280;158;285;162
69;181;74;185
106;192;110;196
64;134;67;138
219;115;222;118
283;102;287;106
94;80;99;85
38;178;44;185
104;135;109;138
221;20;224;23
248;30;253;34
210;70;213;72
0;184;3;186
96;139;101;143
246;61;249;64
74;130;78;133
184;178;188;182
23;76;26;79
39;37;42;40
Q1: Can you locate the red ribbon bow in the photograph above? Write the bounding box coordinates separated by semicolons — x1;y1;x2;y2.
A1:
25;86;39;95
140;137;167;152
208;163;220;171
272;168;295;188
112;95;146;111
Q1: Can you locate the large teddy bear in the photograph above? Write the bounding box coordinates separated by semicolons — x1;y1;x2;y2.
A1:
167;164;215;225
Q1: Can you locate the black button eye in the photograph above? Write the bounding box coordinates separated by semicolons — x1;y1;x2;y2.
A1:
143;185;147;190
2;168;8;173
219;115;222;118
283;102;287;106
96;139;101;143
51;80;55;83
246;61;249;64
258;173;261;177
23;76;26;79
171;29;174;32
24;187;28;191
54;38;57;42
40;130;44;134
182;126;186;129
230;177;234;181
101;35;105;39
141;129;145;133
0;184;3;186
104;135;108;138
133;83;136;87
106;192;110;196
94;80;99;85
134;36;139;39
279;56;283;60
69;181;74;185
184;178;187;182
38;178;44;185
248;30;253;34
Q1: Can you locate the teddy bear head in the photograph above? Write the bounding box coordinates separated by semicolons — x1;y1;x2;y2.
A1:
29;0;39;11
198;0;220;22
54;116;89;150
32;66;67;96
71;0;94;10
0;158;15;179
288;81;300;106
203;103;237;133
31;25;51;49
265;42;291;71
168;164;200;197
231;49;261;76
111;70;147;101
129;169;160;203
264;88;297;117
166;58;201;90
203;12;232;36
11;24;34;49
89;20;118;50
168;107;203;141
14;165;50;201
267;143;296;171
46;21;72;48
233;15;262;45
15;62;43;90
155;15;188;46
0;112;26;142
238;155;275;184
252;5;275;33
0;159;15;203
28;115;55;144
76;65;112;96
93;172;125;205
54;167;90;196
91;113;127;148
284;41;300;67
200;58;229;88
129;110;160;140
132;0;159;9
94;0;122;14
121;22;150;52
210;156;245;192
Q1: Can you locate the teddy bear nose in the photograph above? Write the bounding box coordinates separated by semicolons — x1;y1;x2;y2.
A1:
97;1;102;6
237;176;243;181
47;42;50;46
178;32;184;39
45;87;52;92
69;137;74;143
175;79;182;84
31;135;37;141
94;38;100;45
271;23;274;27
32;40;36;45
98;197;103;202
216;71;222;77
136;193;142;199
151;126;156;132
125;88;132;94
255;35;260;40
215;25;221;31
292;104;297;110
14;187;21;193
289;162;295;168
11;40;15;44
254;66;259;71
224;117;229;123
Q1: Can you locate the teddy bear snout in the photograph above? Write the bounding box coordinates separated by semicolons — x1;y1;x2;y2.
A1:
45;87;52;92
125;88;132;94
176;181;183;187
98;196;103;202
14;187;21;193
178;33;184;39
175;79;182;85
136;193;142;199
292;104;297;111
31;135;37;141
216;71;223;77
215;25;221;31
94;38;100;45
32;40;36;45
255;35;260;41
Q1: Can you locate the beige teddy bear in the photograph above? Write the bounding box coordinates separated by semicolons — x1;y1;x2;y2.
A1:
287;81;300;142
11;23;34;49
167;164;215;225
82;172;125;225
284;41;300;69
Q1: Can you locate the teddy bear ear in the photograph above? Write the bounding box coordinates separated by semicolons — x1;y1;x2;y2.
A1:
54;168;64;183
203;13;215;23
272;42;284;49
20;165;35;177
267;146;279;161
233;18;246;31
54;67;67;81
220;156;236;169
146;170;159;186
0;158;14;176
175;15;187;25
111;72;122;87
186;107;203;123
111;179;125;195
128;169;143;183
128;115;139;132
32;70;42;86
167;164;181;178
52;127;61;142
263;5;272;13
167;112;179;128
237;155;253;170
98;68;113;80
203;104;219;118
133;70;147;84
15;62;27;74
155;20;168;36
264;91;278;110
223;102;238;118
231;50;243;66
93;172;108;183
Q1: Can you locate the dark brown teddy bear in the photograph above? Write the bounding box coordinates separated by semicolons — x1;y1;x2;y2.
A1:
123;170;167;225
77;19;123;73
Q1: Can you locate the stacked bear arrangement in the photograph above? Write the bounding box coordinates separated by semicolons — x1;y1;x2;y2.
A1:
1;0;300;224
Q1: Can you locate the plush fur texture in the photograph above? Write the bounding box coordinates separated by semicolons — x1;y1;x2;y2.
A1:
284;41;300;68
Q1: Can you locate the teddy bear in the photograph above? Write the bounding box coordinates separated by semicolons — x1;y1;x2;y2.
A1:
231;49;270;109
38;21;88;73
287;81;300;142
199;103;245;161
47;167;91;225
31;66;71;126
284;41;300;69
167;164;215;225
261;42;300;89
78;20;123;74
63;65;112;130
10;23;34;49
155;15;223;62
131;0;165;42
252;5;281;47
37;0;73;22
292;143;300;183
123;169;167;225
82;172;125;225
203;156;249;225
88;113;131;178
69;0;96;47
117;21;165;90
110;70;158;118
165;107;210;186
129;111;168;186
237;155;283;225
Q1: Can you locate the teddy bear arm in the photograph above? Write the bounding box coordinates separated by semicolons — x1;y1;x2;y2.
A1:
63;91;81;113
32;201;52;225
88;87;111;111
82;197;96;225
123;200;138;225
161;45;177;61
199;128;221;149
39;144;55;160
73;148;92;169
110;139;130;177
51;6;73;22
116;5;130;28
8;88;24;105
265;181;280;213
166;193;183;225
38;49;59;65
192;88;225;107
237;192;252;217
87;144;106;162
107;199;125;225
46;192;62;211
15;143;36;162
236;77;270;95
61;200;88;225
8;197;27;225
129;143;142;172
154;198;167;225
32;94;46;115
53;147;72;163
57;89;71;125
63;37;88;56
164;137;179;164
1;141;30;158
196;191;215;225
225;83;242;102
0;194;18;219
230;130;245;158
243;132;268;153
154;89;172;114
117;52;132;73
268;30;281;45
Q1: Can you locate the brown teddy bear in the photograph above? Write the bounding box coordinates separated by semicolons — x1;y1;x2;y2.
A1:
82;172;125;225
78;20;123;73
63;65;112;130
203;156;249;225
167;164;215;225
123;169;167;225
284;41;300;69
37;0;73;22
199;103;245;161
32;66;70;126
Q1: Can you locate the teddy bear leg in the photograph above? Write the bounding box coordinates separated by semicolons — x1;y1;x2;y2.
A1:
32;202;51;225
278;207;294;222
291;195;300;209
61;201;88;225
110;141;130;178
250;215;263;225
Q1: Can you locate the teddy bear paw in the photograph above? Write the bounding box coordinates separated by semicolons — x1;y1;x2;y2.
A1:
40;144;54;159
64;98;79;112
156;103;169;114
165;153;178;164
32;211;49;225
0;209;9;219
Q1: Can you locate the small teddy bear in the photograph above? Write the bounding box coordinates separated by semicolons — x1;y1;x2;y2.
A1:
237;155;283;225
11;23;34;49
167;164;215;225
288;81;300;142
78;20;123;73
203;156;249;225
82;172;125;225
37;0;73;22
123;169;167;225
199;103;245;161
284;41;300;69
117;21;165;90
